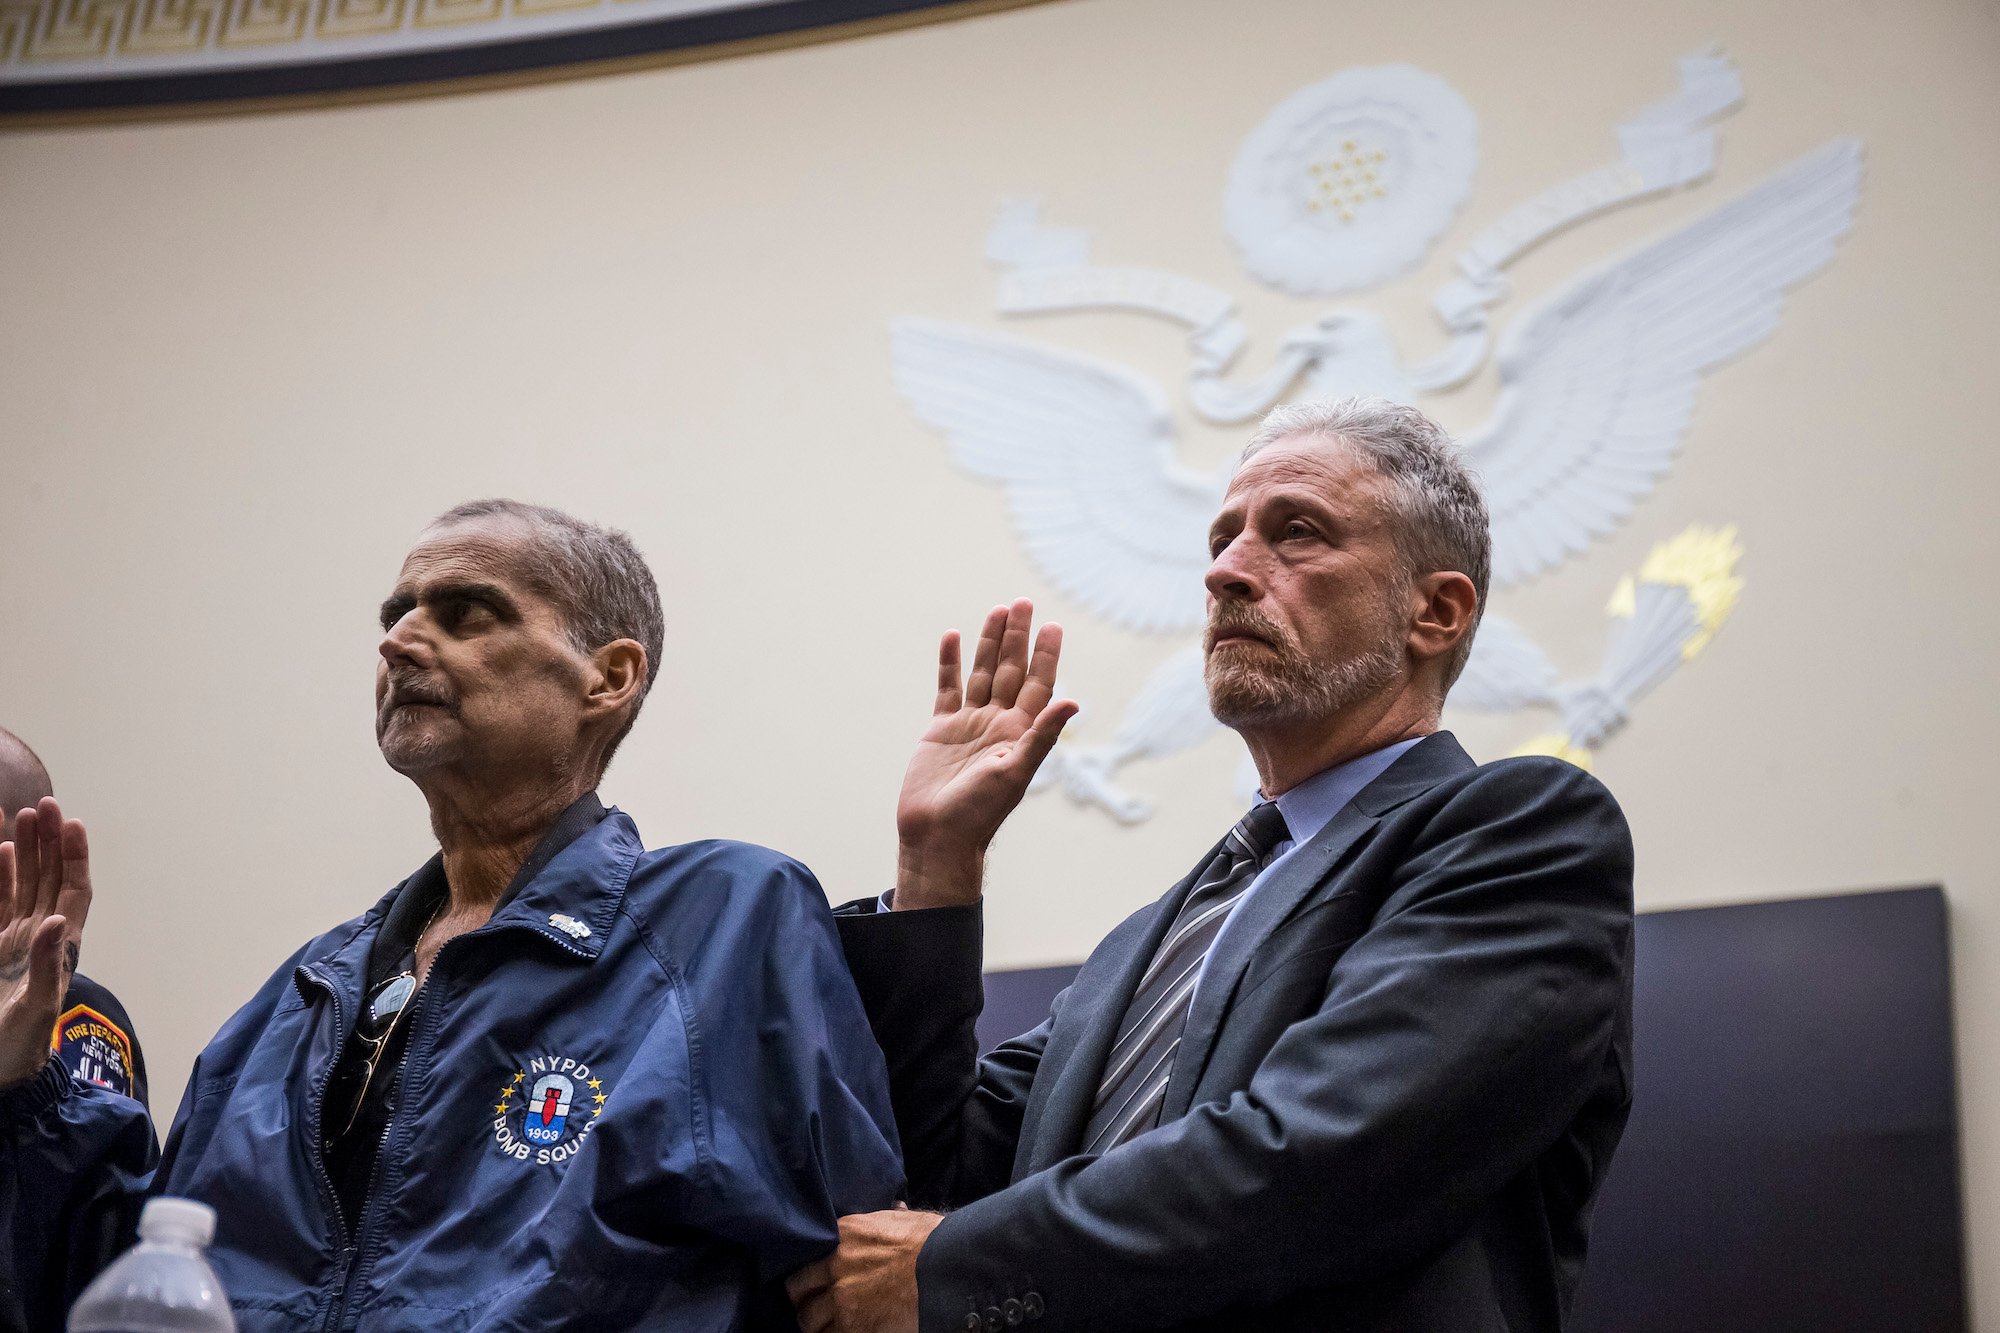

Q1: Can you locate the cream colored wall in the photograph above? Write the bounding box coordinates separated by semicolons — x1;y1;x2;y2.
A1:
2;0;1995;1316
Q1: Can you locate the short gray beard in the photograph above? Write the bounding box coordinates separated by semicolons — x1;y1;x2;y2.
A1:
376;707;462;775
1205;622;1403;731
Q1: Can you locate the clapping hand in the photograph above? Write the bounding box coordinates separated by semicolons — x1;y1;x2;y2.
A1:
0;798;91;1089
894;599;1077;909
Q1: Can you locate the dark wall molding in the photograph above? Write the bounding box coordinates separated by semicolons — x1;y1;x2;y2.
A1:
0;0;1051;123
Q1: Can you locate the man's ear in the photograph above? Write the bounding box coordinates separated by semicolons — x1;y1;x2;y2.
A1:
1407;571;1479;669
584;639;648;722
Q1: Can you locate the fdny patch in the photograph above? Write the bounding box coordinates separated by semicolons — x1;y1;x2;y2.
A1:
51;1003;137;1099
492;1054;609;1166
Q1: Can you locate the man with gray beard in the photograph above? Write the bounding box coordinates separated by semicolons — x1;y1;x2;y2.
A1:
792;397;1636;1333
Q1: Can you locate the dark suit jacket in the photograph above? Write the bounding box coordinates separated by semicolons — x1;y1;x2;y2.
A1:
836;732;1632;1320
836;733;1635;1333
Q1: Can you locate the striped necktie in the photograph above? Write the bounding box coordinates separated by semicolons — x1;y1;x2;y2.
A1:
1082;801;1291;1154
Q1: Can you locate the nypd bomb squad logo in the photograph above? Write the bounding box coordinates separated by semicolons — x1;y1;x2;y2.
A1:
492;1054;609;1165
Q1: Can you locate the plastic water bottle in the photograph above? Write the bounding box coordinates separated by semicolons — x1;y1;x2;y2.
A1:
68;1197;236;1332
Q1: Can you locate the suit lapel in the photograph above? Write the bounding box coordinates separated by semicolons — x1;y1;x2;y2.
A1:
1160;805;1376;1119
1161;732;1477;1119
1016;840;1222;1176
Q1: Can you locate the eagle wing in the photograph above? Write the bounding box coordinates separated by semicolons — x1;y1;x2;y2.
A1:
1465;139;1863;586
891;317;1222;634
1449;612;1559;713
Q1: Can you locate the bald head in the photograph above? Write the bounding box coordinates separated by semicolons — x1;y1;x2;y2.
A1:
0;728;53;845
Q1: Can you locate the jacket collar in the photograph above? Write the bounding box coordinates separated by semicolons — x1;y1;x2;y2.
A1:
482;806;639;960
297;804;642;1009
1349;730;1473;817
1162;731;1474;1119
365;792;608;981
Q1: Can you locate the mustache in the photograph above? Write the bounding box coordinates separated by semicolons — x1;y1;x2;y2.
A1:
380;670;458;716
1204;604;1292;653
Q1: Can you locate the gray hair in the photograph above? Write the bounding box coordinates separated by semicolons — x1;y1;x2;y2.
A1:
430;499;665;770
1242;397;1490;689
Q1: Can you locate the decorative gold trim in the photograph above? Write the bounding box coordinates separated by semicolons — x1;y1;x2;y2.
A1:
314;0;402;39
0;0;1059;126
217;0;312;49
412;0;502;30
126;0;223;54
11;0;139;63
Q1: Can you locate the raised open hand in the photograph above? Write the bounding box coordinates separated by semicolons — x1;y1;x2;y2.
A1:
0;798;91;1089
894;599;1077;909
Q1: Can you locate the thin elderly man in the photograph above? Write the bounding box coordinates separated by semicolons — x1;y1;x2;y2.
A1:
0;500;902;1331
0;729;149;1106
794;398;1635;1332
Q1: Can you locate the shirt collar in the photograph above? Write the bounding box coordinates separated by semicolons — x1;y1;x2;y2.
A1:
1269;736;1426;850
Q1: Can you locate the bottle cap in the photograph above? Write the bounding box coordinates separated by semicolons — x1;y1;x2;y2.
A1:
137;1197;217;1247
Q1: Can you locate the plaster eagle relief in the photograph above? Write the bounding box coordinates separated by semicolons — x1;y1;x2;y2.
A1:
892;53;1861;822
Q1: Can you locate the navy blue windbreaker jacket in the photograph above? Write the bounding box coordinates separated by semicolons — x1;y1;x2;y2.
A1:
0;812;903;1331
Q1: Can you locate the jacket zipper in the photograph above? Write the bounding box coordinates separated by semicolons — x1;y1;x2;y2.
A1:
333;966;440;1332
297;966;359;1333
302;922;595;1331
329;925;593;1331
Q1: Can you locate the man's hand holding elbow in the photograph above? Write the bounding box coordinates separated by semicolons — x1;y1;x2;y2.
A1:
787;1206;944;1333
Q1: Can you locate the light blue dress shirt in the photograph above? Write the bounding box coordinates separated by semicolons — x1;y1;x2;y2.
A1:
1193;735;1424;995
882;736;1427;993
